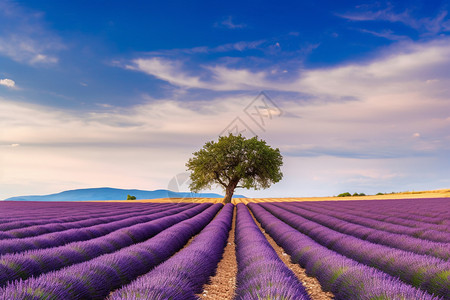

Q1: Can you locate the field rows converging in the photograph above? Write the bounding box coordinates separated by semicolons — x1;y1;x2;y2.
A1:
0;198;448;300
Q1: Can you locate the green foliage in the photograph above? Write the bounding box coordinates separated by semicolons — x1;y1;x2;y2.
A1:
376;192;384;195
186;134;283;202
127;195;136;200
338;192;365;197
337;192;352;197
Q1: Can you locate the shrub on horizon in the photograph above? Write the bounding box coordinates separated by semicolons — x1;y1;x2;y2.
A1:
337;192;352;197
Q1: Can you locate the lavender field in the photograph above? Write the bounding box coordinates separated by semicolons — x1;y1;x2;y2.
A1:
0;198;448;300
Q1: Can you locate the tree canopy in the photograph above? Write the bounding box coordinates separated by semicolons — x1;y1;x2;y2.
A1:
186;134;283;203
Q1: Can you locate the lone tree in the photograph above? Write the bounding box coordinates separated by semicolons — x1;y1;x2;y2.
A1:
186;134;283;203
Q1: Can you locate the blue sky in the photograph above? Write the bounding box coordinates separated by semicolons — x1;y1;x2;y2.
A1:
1;0;450;199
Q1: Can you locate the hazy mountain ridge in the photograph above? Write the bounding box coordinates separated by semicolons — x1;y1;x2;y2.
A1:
4;187;246;201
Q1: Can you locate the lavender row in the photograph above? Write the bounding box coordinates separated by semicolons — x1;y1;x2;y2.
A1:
276;203;450;259
304;201;450;237
0;203;210;287
0;201;144;222
0;202;180;227
259;203;449;298
307;201;449;233
308;199;448;224
0;204;195;256
329;198;449;218
0;203;182;239
109;203;234;300
0;203;176;236
0;204;223;299
315;198;449;226
233;203;310;300
300;201;450;236
0;203;175;231
248;203;442;300
360;198;449;219
0;201;115;220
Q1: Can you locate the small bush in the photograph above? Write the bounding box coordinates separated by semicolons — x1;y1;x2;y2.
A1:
127;195;136;200
337;192;352;197
338;192;365;197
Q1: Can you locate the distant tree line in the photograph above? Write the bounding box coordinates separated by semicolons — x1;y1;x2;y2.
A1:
337;192;366;197
337;192;387;197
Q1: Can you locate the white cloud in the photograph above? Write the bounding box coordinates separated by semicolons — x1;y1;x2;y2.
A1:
3;38;450;199
30;54;59;64
0;94;258;199
216;16;246;29
0;143;20;148
337;6;415;24
212;40;265;52
0;1;63;65
206;65;269;90
127;58;204;88
127;57;272;91
295;39;450;98
127;38;450;98
337;4;450;36
358;29;409;41
0;78;15;88
148;40;266;55
2;44;450;197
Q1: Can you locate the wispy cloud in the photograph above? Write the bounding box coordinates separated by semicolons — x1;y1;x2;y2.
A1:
295;39;450;98
126;56;284;92
0;78;15;88
3;38;450;198
0;0;64;65
123;38;450;162
125;38;450;98
211;40;265;52
337;4;450;36
3;35;450;198
215;16;246;29
337;5;414;23
358;29;409;41
145;39;267;56
126;58;204;89
205;65;269;90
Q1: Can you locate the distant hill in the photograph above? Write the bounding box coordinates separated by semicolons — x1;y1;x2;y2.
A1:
4;187;246;201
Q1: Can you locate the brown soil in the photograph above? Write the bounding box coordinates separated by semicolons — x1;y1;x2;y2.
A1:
197;206;237;299
249;210;335;300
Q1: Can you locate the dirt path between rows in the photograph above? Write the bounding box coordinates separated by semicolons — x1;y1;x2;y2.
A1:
197;206;237;299
249;210;335;300
198;205;333;300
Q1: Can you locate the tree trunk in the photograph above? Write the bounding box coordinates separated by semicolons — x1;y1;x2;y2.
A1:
223;181;238;204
